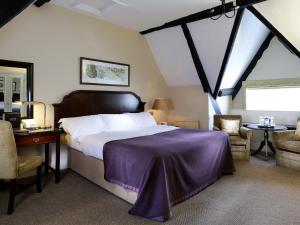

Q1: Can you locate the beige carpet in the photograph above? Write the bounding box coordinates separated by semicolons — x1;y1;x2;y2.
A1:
1;158;300;225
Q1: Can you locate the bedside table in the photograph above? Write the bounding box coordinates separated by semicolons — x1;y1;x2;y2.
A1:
14;129;62;183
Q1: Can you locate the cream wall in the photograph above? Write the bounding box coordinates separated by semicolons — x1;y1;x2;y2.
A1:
167;85;209;129
0;4;168;126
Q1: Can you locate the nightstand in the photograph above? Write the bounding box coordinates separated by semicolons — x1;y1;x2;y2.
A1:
14;129;62;183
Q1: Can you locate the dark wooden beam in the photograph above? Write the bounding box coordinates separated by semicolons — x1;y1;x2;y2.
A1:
232;32;274;99
140;0;266;35
34;0;51;7
0;1;35;29
181;24;222;114
213;9;244;99
247;6;300;59
181;23;211;94
218;88;234;97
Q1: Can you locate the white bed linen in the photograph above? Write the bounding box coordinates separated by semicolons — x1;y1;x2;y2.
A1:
71;125;178;160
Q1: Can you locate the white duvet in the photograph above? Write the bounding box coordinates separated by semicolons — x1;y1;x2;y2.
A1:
69;125;178;160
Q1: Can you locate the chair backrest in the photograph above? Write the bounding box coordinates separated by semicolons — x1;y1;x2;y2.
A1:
213;115;242;130
0;121;17;179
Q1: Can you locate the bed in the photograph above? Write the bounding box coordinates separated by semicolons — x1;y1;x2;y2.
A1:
53;90;235;222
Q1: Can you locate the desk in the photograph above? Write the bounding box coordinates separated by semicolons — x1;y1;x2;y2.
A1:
14;129;62;183
247;124;287;159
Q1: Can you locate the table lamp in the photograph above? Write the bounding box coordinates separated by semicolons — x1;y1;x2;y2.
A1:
152;98;168;123
19;101;51;129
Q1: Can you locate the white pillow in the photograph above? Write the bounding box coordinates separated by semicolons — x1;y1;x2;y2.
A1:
125;112;157;129
100;114;137;131
58;115;107;140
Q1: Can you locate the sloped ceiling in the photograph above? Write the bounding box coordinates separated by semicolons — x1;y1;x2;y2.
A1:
220;9;269;89
145;26;201;87
188;17;234;92
254;0;300;52
248;37;300;81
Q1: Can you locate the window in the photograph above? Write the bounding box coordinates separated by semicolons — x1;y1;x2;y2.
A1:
246;87;300;111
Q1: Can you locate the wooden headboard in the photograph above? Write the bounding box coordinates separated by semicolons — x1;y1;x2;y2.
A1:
52;90;145;128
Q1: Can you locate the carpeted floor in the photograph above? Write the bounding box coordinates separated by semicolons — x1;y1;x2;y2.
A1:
1;157;300;225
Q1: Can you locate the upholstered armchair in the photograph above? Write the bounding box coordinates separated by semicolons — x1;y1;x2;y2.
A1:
213;115;252;161
0;121;43;214
273;119;300;170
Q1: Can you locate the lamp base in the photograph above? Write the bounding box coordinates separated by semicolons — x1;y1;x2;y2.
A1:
40;125;52;130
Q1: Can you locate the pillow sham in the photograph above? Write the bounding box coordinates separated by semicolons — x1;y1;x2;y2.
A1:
294;119;300;141
100;114;137;131
220;119;240;136
58;115;107;140
125;112;157;129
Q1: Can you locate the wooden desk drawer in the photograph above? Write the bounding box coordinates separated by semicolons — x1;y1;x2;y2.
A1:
16;134;57;146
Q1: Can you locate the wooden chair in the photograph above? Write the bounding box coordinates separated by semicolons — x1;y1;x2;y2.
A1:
0;121;43;214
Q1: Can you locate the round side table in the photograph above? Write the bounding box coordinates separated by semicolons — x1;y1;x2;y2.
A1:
247;124;287;160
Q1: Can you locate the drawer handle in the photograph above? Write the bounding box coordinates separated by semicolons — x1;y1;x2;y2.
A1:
33;138;40;143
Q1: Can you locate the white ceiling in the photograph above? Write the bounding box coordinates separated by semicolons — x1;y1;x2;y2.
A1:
51;0;221;31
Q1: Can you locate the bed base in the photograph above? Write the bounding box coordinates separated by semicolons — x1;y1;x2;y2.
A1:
69;147;137;204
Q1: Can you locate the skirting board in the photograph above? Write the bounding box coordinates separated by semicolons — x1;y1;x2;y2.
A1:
69;147;137;204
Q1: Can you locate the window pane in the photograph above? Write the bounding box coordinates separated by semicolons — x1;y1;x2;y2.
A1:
246;87;300;111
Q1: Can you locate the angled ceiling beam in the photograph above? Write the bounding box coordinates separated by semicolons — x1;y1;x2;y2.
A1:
213;9;244;99
247;6;300;59
34;0;51;7
181;23;221;114
232;32;274;99
181;23;211;94
140;0;266;35
218;88;234;97
0;0;35;29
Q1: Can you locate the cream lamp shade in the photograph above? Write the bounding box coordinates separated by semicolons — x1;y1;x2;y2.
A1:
152;98;168;111
16;101;50;129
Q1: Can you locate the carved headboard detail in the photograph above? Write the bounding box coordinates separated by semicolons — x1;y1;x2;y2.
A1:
52;90;145;128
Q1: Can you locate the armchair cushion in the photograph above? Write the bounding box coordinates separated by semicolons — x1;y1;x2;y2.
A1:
230;136;247;146
220;119;240;135
18;156;43;176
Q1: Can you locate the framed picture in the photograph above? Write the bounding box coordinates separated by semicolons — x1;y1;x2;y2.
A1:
80;57;130;87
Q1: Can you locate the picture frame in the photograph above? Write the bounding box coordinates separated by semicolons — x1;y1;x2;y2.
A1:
80;57;130;87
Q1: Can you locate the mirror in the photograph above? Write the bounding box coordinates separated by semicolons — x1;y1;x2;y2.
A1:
0;59;33;119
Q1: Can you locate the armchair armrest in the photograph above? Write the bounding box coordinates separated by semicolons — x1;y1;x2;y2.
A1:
240;127;252;139
272;130;295;142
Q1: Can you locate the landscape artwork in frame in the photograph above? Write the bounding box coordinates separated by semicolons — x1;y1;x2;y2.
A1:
80;57;130;86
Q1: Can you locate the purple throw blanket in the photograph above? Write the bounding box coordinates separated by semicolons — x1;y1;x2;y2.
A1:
103;129;235;222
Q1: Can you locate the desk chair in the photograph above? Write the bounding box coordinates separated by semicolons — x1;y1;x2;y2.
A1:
0;121;42;214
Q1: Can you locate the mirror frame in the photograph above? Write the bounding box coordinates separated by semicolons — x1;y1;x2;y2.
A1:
0;59;34;118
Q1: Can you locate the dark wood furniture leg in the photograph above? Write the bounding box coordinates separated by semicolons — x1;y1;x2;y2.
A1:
55;136;60;183
0;179;5;191
7;179;16;215
45;143;49;174
251;141;265;156
36;166;42;193
267;141;276;154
